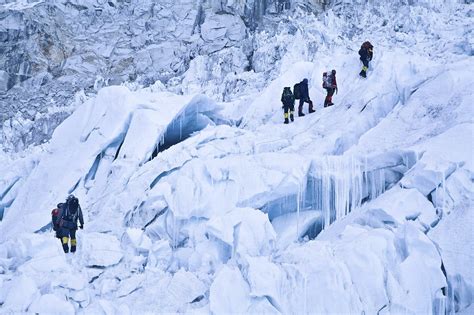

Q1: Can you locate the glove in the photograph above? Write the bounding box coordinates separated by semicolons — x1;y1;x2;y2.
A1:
80;225;84;229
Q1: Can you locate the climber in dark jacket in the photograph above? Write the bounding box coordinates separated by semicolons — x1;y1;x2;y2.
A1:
297;78;315;117
53;195;84;253
359;41;373;78
281;87;295;124
324;70;338;107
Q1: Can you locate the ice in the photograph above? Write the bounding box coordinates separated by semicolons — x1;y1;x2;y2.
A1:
2;274;39;312
210;265;251;314
206;207;276;257
0;2;473;313
28;294;75;315
396;224;448;314
81;232;123;267
367;186;438;230
115;274;145;298
429;170;474;312
244;256;284;310
121;228;152;254
271;210;323;248
0;87;223;240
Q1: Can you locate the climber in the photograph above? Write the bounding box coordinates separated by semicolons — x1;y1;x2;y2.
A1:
323;69;338;107
281;86;295;124
294;78;315;117
359;41;373;78
54;195;84;253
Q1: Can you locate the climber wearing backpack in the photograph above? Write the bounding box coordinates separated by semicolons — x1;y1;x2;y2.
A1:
281;86;295;124
323;70;338;107
359;41;373;78
293;78;315;117
54;195;84;253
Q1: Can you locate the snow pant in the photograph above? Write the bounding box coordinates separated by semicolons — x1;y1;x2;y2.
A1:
360;59;370;77
58;227;77;253
283;104;295;123
324;88;335;107
298;99;314;116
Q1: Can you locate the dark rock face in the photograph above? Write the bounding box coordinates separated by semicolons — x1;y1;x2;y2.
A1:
0;0;301;151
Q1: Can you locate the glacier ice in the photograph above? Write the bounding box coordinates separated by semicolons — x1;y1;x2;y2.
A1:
0;1;473;314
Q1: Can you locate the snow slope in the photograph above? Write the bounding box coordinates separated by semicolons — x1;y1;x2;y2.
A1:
0;2;473;314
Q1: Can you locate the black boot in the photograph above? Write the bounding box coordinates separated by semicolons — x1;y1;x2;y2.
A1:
62;237;69;253
359;70;366;78
308;101;315;113
284;118;289;124
298;104;305;117
290;113;294;122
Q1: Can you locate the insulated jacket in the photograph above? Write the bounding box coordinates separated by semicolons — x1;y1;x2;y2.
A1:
281;88;295;107
359;44;373;62
59;200;84;230
299;80;310;101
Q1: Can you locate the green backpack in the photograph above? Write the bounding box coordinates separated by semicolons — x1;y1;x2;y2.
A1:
281;87;294;105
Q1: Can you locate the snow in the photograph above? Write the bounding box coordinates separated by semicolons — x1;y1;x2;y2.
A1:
0;2;473;314
28;294;75;315
2;274;39;312
210;265;251;314
81;232;123;267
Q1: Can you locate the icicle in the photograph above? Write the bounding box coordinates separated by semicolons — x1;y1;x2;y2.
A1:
312;154;374;232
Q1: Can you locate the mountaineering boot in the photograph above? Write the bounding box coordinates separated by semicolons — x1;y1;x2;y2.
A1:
298;104;305;117
290;112;294;122
62;237;69;253
308;101;315;113
284;118;289;124
71;238;77;253
359;66;368;78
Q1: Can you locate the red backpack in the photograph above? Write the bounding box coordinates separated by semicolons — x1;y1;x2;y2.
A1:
51;208;60;231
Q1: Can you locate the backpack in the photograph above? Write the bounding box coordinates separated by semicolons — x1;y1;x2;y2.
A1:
62;196;79;227
293;83;301;100
281;87;294;105
51;208;60;231
322;72;329;88
363;41;373;49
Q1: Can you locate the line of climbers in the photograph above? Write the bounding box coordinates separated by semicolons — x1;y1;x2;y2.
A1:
51;194;84;253
281;41;373;124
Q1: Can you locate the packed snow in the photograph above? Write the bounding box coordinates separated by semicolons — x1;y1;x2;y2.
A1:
0;1;473;314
